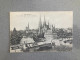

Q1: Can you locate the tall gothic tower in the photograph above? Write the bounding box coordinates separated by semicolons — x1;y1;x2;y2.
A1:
28;22;29;29
52;24;55;33
26;22;29;33
39;15;42;28
43;15;46;27
39;15;42;34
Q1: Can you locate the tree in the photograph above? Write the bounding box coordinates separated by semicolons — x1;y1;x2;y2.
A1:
10;28;23;45
10;28;17;45
57;29;64;39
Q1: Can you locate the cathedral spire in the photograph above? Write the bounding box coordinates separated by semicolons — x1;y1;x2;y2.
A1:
38;15;42;34
13;27;17;33
39;15;42;28
48;21;50;29
43;15;46;27
28;22;29;29
52;24;55;33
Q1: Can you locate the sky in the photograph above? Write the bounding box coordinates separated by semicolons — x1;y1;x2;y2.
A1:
10;11;73;31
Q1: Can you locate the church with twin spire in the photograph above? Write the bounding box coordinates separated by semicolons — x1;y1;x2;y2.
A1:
38;15;57;39
38;15;56;34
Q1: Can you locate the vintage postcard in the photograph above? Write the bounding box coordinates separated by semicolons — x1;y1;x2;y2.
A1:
10;11;73;53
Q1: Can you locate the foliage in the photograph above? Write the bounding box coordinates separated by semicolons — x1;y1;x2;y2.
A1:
10;28;23;45
57;29;72;39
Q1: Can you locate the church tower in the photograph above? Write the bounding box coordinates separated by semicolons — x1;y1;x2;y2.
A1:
26;23;30;34
39;15;42;34
28;22;29;29
52;24;55;33
43;15;46;27
48;21;50;29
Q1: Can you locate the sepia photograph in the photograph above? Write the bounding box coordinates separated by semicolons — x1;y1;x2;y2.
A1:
10;11;73;53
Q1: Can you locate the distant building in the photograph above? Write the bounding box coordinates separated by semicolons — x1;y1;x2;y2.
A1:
26;23;30;33
25;23;38;37
38;15;57;39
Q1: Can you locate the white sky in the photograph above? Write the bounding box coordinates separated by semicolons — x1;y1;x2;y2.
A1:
10;11;73;30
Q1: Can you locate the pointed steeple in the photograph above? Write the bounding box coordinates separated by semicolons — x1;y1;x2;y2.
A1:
38;15;42;34
39;15;42;28
13;27;17;34
52;25;54;33
52;24;55;33
43;15;46;27
28;22;29;29
44;15;45;21
47;21;49;29
13;27;17;32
